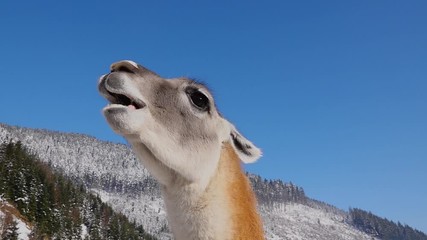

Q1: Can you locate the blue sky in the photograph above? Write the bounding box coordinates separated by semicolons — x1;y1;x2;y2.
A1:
1;0;426;233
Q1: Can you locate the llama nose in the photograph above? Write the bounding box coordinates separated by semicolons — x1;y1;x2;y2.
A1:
110;60;139;73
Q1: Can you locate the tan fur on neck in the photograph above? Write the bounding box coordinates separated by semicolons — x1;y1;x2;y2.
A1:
162;142;264;240
217;142;265;240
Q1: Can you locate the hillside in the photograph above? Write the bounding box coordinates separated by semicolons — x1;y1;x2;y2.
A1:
1;123;426;240
0;141;157;239
0;196;31;240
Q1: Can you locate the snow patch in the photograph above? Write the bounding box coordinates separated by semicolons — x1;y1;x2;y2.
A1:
81;224;88;239
91;189;111;202
15;218;31;240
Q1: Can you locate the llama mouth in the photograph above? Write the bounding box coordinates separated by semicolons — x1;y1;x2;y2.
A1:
106;90;146;110
98;73;146;110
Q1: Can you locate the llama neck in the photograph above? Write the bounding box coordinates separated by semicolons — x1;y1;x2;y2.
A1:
161;142;264;240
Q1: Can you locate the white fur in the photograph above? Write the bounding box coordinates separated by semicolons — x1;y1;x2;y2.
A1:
162;181;232;240
133;120;222;190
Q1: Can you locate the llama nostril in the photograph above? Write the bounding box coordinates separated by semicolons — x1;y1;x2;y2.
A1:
110;60;139;73
115;66;134;73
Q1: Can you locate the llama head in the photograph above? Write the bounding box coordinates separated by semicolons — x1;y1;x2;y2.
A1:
98;60;261;188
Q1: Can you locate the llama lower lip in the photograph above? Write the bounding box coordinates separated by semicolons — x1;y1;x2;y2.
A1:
104;103;143;113
103;105;128;115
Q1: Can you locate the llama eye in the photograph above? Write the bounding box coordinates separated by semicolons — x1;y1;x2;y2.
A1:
188;90;210;111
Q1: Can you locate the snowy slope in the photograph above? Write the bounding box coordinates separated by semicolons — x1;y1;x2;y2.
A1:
0;123;377;239
0;196;32;240
261;203;377;240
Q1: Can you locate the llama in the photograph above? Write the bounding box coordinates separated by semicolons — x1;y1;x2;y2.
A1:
98;60;265;240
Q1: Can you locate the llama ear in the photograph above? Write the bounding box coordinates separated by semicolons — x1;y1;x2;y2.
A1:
228;123;262;164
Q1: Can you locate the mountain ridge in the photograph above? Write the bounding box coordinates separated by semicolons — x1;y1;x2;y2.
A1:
1;122;425;240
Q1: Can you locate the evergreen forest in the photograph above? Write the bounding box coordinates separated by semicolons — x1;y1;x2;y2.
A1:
350;208;427;240
0;141;157;239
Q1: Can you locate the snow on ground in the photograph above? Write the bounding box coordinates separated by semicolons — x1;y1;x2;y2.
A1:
1;196;32;240
81;224;88;239
261;203;378;240
91;188;112;203
15;218;31;240
90;189;170;239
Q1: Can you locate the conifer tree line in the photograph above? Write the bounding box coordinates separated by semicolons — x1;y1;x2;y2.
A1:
349;208;427;240
0;141;157;239
250;175;307;205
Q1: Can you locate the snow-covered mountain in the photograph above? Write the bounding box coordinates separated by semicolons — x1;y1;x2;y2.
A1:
0;123;401;239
